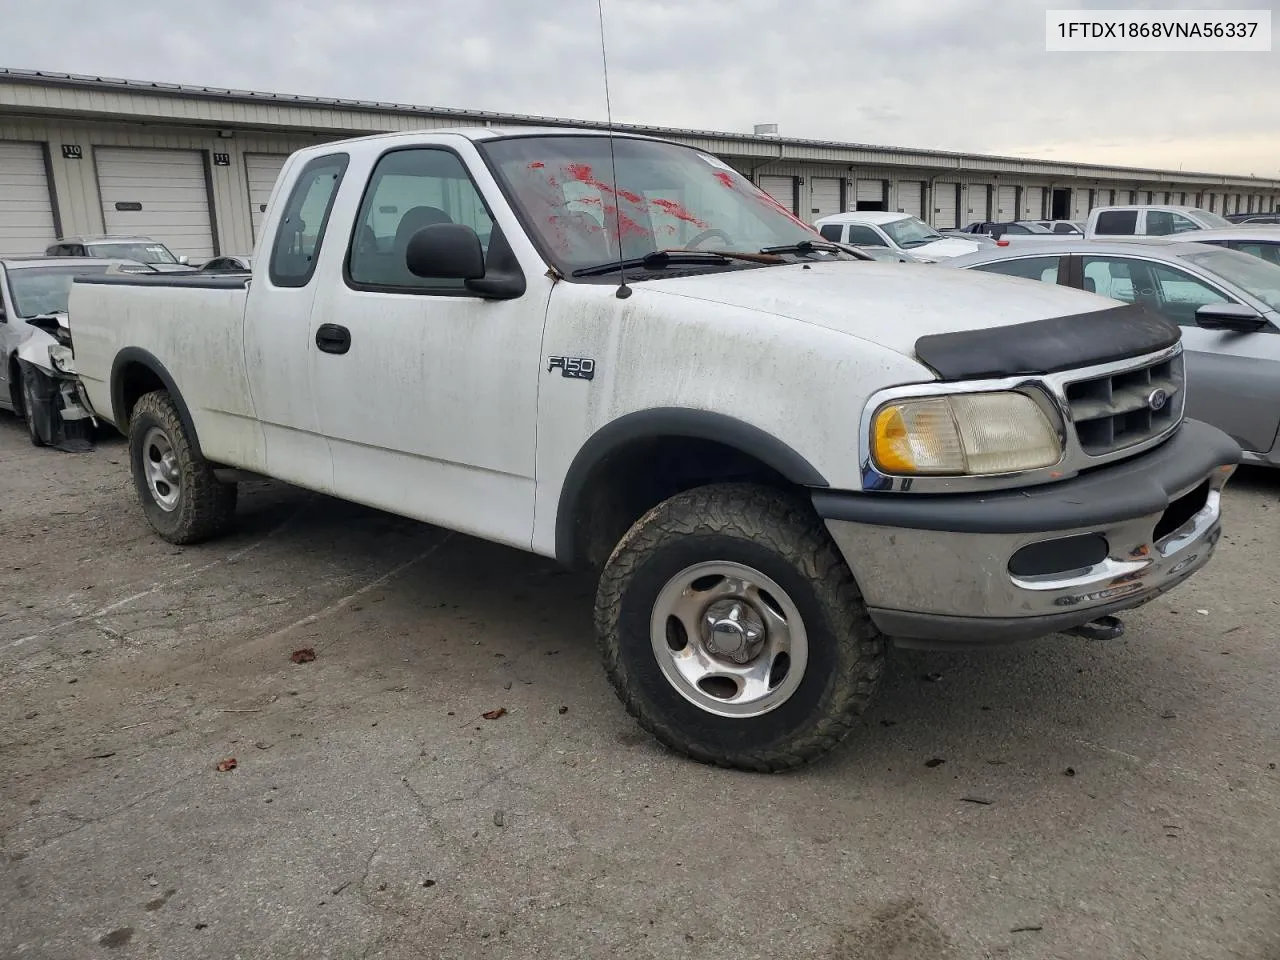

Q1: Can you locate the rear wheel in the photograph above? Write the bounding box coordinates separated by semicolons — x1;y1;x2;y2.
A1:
595;483;884;772
128;390;237;544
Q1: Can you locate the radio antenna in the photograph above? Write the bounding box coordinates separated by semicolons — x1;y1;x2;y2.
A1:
596;0;631;299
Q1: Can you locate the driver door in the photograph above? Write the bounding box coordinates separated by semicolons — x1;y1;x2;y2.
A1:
307;140;546;549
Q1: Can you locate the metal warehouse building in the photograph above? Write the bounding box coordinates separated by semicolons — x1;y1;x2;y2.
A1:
1;67;1278;260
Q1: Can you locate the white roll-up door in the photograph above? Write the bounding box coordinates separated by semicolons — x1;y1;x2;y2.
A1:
966;184;989;222
855;179;885;209
1072;190;1090;220
896;181;923;218
0;141;57;255
96;147;215;260
1023;186;1044;219
933;182;959;228
809;177;842;220
244;153;289;245
758;175;795;214
995;185;1017;220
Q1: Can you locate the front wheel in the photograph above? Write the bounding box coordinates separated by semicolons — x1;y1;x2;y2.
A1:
595;483;884;772
21;366;45;447
128;390;237;544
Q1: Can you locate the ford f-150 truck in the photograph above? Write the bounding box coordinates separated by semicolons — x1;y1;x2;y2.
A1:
66;128;1241;771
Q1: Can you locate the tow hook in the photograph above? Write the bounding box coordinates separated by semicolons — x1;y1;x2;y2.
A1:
1066;615;1125;641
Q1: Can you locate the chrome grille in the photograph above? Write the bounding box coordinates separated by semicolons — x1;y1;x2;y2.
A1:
1064;351;1185;457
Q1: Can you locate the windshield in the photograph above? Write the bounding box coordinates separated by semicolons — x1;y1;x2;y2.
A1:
1188;209;1231;228
88;241;178;264
480;135;836;275
6;264;113;317
879;216;943;248
1016;221;1052;234
1183;247;1280;311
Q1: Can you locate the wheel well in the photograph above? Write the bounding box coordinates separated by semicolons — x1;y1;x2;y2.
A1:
566;436;795;572
115;361;166;427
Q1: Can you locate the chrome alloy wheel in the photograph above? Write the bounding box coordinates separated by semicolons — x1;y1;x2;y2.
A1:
650;561;808;718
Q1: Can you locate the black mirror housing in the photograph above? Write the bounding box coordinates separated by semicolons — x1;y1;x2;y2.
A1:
405;223;486;280
1195;302;1267;333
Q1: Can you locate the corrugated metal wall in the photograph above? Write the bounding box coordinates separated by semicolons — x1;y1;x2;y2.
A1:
2;113;1278;252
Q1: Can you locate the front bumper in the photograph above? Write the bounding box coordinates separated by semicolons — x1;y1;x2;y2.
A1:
813;419;1240;648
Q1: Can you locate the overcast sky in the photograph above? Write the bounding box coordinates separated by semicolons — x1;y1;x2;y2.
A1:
2;0;1276;176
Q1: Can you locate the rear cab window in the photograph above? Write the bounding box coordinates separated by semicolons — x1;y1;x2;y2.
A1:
1094;210;1138;235
269;153;350;288
818;224;843;242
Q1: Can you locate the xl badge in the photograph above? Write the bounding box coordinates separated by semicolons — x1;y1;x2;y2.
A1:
547;356;596;381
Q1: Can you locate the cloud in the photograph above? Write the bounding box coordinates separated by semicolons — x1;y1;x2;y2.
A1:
1;0;1275;175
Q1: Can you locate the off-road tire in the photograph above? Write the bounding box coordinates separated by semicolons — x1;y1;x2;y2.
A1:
128;390;237;544
596;482;884;772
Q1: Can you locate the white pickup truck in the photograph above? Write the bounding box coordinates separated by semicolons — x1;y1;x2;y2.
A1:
1084;204;1233;238
67;128;1240;771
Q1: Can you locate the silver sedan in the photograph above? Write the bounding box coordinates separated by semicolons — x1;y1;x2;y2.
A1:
942;238;1280;466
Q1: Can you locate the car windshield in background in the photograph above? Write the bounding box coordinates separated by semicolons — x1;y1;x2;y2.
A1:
88;242;178;264
1190;209;1232;228
480;135;842;275
880;216;943;248
1017;221;1052;233
6;264;113;317
1183;248;1280;312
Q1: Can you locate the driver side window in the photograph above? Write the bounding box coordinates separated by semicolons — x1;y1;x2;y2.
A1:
347;147;495;293
846;224;887;247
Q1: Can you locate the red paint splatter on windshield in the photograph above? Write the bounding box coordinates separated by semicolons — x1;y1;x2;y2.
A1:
564;163;644;203
650;198;707;228
713;171;736;188
527;161;545;169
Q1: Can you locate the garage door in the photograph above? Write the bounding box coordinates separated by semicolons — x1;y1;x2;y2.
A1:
933;182;959;228
1072;190;1090;220
0;141;57;255
855;179;885;210
96;147;215;260
896;181;923;218
245;153;288;245
758;175;796;214
1024;186;1045;219
966;184;989;222
809;177;842;219
995;185;1017;220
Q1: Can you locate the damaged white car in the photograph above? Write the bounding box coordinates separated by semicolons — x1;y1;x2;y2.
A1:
1;257;137;450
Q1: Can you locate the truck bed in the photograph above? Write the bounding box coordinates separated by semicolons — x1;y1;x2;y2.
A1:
68;271;260;470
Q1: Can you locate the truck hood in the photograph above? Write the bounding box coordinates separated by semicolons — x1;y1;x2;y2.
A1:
643;260;1122;362
909;236;983;259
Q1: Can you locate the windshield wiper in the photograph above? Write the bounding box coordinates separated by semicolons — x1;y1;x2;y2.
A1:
758;239;844;256
570;249;769;278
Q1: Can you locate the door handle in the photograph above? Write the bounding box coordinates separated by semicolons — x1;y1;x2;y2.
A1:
315;323;351;355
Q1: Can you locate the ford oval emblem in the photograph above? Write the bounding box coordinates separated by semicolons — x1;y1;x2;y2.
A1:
1146;388;1169;411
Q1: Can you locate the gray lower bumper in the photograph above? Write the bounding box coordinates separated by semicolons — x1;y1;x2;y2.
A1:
815;420;1240;648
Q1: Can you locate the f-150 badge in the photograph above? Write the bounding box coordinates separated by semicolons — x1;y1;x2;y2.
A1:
547;356;595;381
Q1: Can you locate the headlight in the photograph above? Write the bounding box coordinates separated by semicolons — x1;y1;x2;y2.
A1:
871;391;1061;476
49;344;77;374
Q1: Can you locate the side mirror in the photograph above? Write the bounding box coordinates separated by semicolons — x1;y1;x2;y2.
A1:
406;223;485;280
1195;302;1267;332
178;255;189;265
